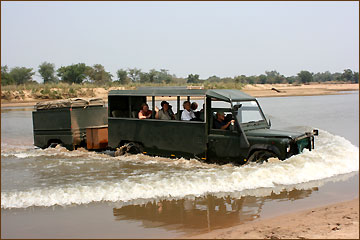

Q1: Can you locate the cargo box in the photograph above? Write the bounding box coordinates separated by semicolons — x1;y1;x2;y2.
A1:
32;98;108;150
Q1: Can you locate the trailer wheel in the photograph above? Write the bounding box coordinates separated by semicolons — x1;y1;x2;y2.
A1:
247;150;277;164
48;141;62;149
115;142;143;156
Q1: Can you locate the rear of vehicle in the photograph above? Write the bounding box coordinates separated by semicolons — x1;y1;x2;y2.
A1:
32;98;108;150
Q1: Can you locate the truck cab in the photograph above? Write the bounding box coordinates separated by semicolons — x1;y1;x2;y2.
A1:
108;87;317;165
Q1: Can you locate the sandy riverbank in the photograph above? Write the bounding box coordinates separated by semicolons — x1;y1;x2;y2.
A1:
187;198;359;239
1;83;358;108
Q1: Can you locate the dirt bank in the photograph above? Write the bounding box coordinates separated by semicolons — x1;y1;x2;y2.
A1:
1;83;358;108
187;198;359;239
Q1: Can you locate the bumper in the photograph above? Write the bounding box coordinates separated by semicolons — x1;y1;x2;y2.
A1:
287;129;318;157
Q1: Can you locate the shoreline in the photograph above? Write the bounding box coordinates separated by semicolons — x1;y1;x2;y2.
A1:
186;198;359;239
1;83;358;108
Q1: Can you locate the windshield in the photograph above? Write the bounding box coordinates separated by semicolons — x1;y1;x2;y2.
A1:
234;101;265;124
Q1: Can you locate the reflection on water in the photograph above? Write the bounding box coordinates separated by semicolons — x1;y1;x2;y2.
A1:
112;187;317;234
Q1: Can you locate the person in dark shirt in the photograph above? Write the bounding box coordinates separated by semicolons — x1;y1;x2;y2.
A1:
214;111;235;130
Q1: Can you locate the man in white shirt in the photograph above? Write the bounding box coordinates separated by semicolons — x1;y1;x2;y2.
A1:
181;101;196;120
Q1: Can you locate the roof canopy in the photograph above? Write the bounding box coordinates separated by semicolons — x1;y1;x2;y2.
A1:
35;98;105;110
109;87;255;102
206;89;255;102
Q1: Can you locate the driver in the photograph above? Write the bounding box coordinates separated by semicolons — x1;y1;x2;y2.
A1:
214;111;235;130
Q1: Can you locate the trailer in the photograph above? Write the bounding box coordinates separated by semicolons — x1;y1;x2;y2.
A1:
32;98;108;150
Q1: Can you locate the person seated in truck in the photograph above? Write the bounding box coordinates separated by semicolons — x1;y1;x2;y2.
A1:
138;103;152;119
191;102;202;120
214;111;235;130
181;101;196;121
155;101;174;120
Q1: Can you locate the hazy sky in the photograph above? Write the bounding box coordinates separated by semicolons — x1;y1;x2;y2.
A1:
1;1;359;81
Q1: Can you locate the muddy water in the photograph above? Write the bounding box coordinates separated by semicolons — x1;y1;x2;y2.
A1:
1;92;359;238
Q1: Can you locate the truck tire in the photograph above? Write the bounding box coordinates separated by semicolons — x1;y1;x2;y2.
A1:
247;150;277;164
115;142;143;156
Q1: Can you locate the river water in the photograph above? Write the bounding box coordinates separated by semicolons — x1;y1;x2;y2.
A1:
1;92;359;238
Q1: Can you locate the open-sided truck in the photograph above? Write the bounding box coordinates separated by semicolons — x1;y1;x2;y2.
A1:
108;87;318;165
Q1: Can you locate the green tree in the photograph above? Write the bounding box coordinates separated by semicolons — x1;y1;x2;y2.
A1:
246;75;257;84
157;69;172;84
342;69;353;82
9;67;35;85
313;71;332;82
86;64;112;84
257;74;267;84
353;72;359;83
186;74;200;83
297;70;313;84
265;70;285;84
206;75;221;82
128;68;141;82
1;65;15;85
116;69;130;84
38;62;57;84
57;63;88;84
148;69;158;83
139;72;150;83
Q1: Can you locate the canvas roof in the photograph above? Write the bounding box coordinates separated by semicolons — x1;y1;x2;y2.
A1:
35;98;105;110
109;87;255;102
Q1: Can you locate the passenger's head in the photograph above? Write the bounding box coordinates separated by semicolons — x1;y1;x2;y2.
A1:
183;101;191;110
216;111;225;121
161;101;169;111
191;102;198;111
141;103;149;112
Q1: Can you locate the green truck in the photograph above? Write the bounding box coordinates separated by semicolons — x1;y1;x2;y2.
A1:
32;98;108;150
108;87;318;165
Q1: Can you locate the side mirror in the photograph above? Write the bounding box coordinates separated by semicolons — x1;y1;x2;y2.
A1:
232;104;242;112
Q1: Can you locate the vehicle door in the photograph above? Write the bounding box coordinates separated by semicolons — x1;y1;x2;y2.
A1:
207;100;249;163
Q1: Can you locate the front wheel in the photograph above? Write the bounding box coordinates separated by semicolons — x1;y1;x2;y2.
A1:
247;150;277;164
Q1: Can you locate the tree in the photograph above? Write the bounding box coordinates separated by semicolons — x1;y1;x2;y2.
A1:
139;72;150;83
206;75;221;82
265;70;285;84
297;70;313;84
313;71;332;82
342;69;353;82
86;64;112;84
353;72;359;83
38;62;57;84
148;69;158;83
57;63;89;84
116;69;130;84
157;69;172;84
186;74;200;83
257;74;267;84
8;67;35;85
1;65;14;85
127;68;141;82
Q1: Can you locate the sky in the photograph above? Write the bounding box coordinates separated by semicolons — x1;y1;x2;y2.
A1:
1;1;359;82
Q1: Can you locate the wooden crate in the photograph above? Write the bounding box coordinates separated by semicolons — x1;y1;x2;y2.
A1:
86;126;108;150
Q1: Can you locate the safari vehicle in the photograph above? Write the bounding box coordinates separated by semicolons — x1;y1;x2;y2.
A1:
32;98;108;150
108;87;318;165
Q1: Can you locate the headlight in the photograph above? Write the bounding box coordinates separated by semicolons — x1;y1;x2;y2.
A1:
287;145;291;153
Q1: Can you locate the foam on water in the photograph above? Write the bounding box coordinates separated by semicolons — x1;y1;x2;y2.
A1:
1;130;358;209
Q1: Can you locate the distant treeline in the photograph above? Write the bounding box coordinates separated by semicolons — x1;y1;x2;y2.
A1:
1;62;359;86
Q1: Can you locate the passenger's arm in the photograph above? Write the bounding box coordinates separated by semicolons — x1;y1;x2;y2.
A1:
155;107;160;119
138;111;147;119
